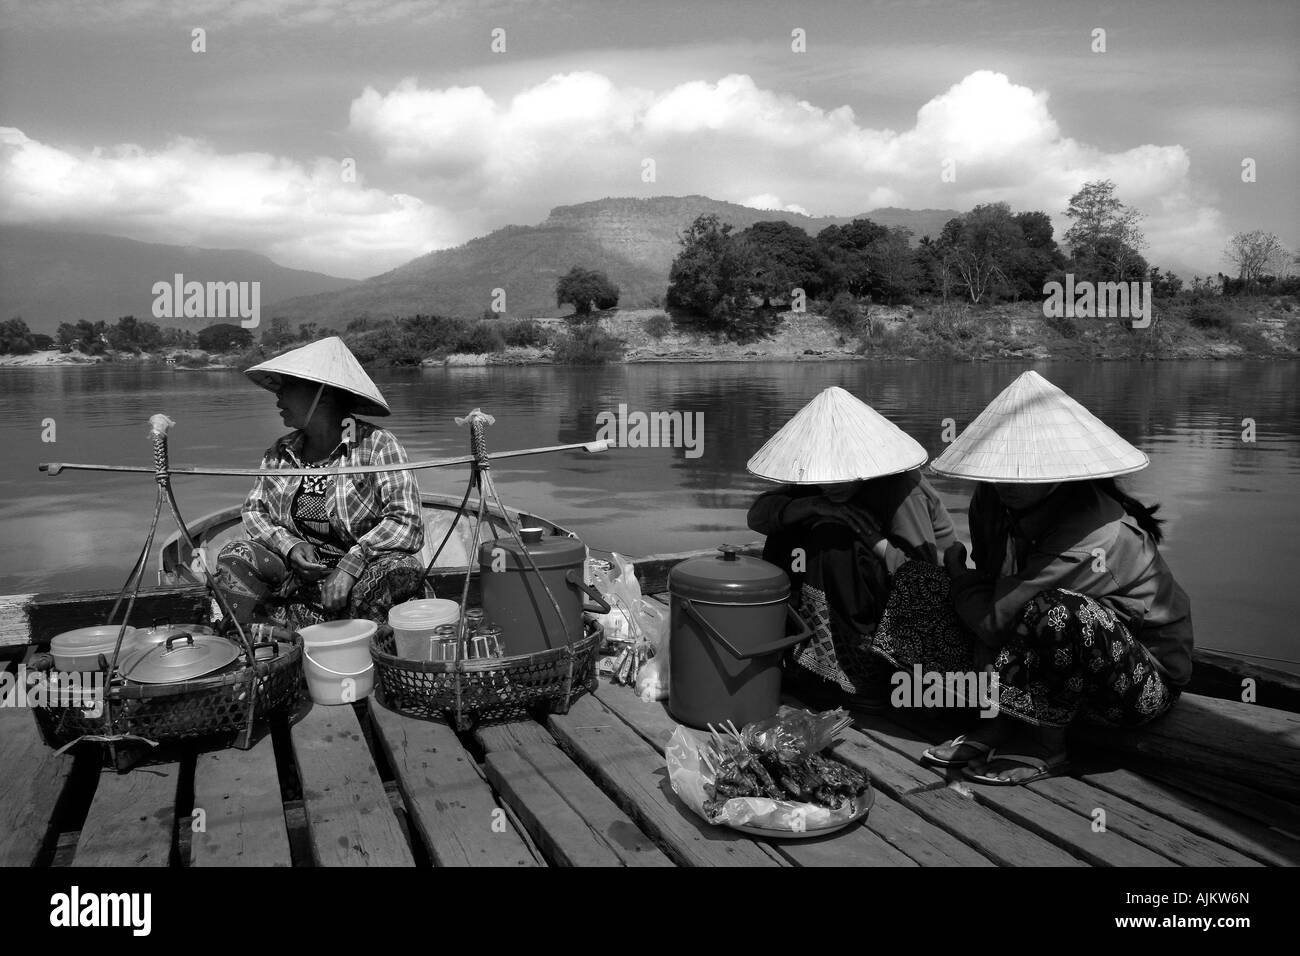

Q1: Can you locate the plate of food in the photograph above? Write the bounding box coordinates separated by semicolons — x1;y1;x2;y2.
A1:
667;707;874;838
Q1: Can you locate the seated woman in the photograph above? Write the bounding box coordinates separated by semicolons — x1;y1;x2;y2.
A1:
746;386;959;708
922;370;1193;785
214;336;426;631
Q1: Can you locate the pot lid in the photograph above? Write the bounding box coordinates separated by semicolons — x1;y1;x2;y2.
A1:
388;599;460;630
135;623;214;646
51;625;137;656
669;546;790;603
478;528;585;569
120;633;241;684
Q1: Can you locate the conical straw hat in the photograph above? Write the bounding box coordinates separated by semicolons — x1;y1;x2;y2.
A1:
245;336;390;417
929;370;1147;482
747;386;928;484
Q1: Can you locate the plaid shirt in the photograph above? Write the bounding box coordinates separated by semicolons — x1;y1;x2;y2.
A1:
242;419;424;580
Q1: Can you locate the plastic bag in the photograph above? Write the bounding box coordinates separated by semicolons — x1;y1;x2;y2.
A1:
588;553;669;694
741;705;851;761
666;724;867;832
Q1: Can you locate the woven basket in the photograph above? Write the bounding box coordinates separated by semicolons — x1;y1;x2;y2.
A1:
372;619;602;730
35;628;305;755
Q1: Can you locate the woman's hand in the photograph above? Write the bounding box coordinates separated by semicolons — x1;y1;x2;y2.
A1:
287;543;329;582
320;567;357;612
944;541;969;578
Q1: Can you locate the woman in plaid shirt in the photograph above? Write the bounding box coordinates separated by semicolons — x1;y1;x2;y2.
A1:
214;337;425;630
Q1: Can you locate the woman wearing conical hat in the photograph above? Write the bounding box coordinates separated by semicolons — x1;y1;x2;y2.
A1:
746;386;961;709
920;370;1193;785
213;337;425;630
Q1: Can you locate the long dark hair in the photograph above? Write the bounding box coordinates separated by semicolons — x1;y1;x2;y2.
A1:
1093;478;1165;543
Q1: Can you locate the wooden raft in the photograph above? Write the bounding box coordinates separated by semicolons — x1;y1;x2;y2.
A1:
0;674;1296;867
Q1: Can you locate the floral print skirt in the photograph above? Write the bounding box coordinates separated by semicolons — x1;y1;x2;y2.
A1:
870;562;1178;729
214;539;425;632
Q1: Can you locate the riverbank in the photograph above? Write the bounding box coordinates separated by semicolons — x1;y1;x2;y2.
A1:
5;295;1296;368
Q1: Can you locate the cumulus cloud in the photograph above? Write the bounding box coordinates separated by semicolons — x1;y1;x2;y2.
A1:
0;127;447;277
741;195;810;216
349;69;1227;271
1;69;1231;275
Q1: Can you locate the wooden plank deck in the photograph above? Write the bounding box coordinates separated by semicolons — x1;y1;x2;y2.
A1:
1;674;1295;868
190;735;292;867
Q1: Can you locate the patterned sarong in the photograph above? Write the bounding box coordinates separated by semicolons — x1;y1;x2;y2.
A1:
214;539;424;631
872;564;1178;729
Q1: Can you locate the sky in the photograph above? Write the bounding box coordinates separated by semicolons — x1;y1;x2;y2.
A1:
0;0;1295;279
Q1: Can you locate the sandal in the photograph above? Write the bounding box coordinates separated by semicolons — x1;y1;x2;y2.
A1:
922;734;993;767
962;749;1070;786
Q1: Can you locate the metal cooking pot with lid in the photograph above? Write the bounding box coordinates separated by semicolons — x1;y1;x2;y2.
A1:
668;545;811;729
134;618;215;650
478;527;610;655
50;625;139;672
119;632;242;684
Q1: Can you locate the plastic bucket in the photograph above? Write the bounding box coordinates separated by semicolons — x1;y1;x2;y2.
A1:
300;619;378;705
387;599;460;661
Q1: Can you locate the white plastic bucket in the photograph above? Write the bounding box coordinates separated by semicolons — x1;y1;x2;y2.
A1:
300;619;377;705
387;599;460;661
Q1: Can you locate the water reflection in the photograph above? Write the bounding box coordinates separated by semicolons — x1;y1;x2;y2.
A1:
1;360;1296;670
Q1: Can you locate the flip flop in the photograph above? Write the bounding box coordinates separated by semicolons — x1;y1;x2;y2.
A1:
922;734;993;767
962;749;1070;786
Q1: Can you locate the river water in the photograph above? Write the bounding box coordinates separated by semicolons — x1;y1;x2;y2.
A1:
2;360;1297;671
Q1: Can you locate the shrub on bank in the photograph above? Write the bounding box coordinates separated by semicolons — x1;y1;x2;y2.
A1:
644;313;672;340
1185;302;1236;331
552;326;625;365
500;319;551;348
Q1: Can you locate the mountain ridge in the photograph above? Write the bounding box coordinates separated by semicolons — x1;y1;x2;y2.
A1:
265;195;962;326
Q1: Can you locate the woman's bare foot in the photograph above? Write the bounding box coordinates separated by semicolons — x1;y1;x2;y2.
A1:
925;715;1016;764
969;724;1069;783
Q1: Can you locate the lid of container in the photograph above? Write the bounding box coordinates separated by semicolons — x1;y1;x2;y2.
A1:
387;599;460;631
51;625;137;657
478;528;586;570
119;633;241;684
669;545;790;603
135;622;213;647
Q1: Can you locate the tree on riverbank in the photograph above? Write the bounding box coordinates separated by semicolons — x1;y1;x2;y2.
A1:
1224;230;1292;288
0;317;35;354
557;267;620;317
1063;180;1148;282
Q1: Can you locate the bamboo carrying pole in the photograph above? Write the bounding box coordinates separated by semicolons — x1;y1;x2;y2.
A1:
38;439;612;479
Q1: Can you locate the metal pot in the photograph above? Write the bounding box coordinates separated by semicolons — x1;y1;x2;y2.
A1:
119;632;241;684
667;545;810;730
478;527;610;656
50;625;139;672
133;619;215;651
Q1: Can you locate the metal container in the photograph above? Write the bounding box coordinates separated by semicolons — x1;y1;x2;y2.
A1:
667;545;810;729
478;527;610;656
50;625;139;672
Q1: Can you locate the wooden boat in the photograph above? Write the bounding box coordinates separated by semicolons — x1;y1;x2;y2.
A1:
155;493;572;587
2;516;1298;869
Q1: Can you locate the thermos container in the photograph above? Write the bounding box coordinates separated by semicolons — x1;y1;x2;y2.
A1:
478;528;610;656
667;545;811;729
